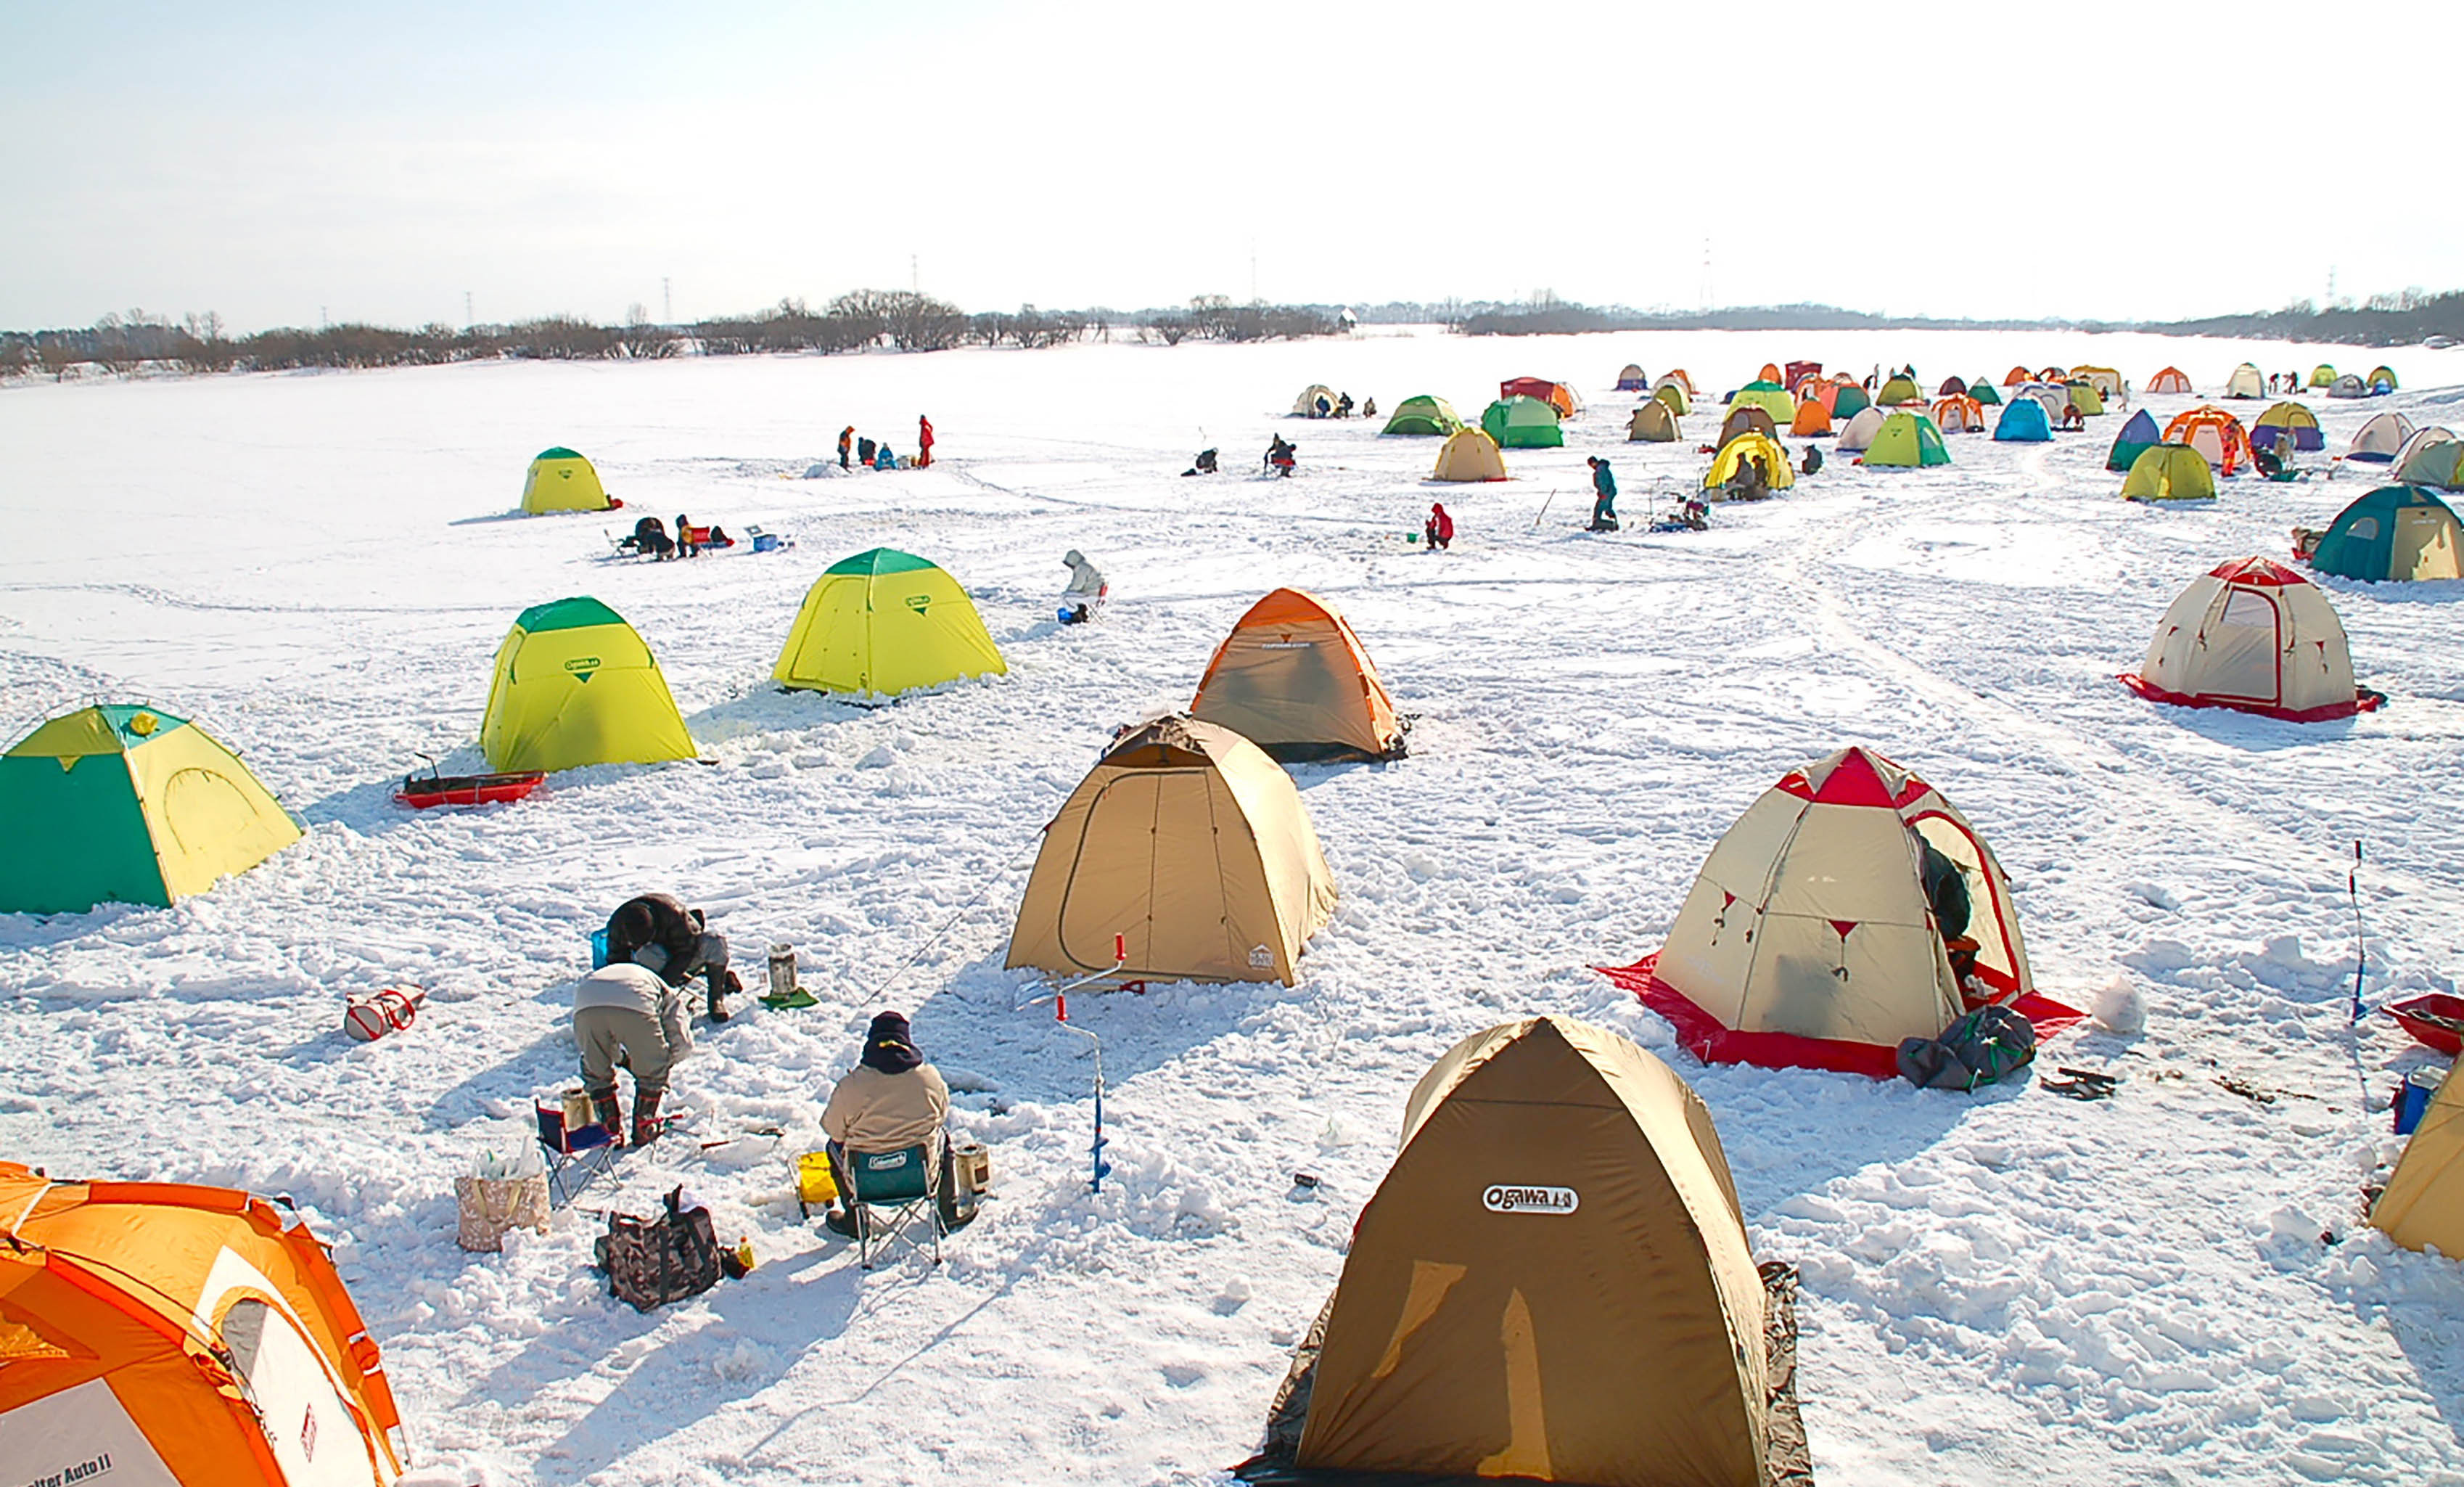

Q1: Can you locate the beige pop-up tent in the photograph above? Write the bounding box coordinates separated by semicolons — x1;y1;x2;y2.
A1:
2373;1058;2464;1258
1432;427;1508;482
1603;745;2076;1076
2120;557;2378;721
1006;715;1336;986
1629;401;1681;442
1191;589;1405;762
1252;1015;1804;1487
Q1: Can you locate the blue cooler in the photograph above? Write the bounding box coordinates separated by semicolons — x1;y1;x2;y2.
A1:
2395;1070;2443;1135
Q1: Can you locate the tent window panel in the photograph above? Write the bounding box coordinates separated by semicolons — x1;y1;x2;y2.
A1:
2347;517;2380;541
2219;591;2278;628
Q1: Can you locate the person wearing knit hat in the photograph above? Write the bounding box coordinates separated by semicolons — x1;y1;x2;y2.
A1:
819;1011;951;1234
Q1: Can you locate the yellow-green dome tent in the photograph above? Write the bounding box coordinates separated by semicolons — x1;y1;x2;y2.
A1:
773;549;1008;698
1865;411;1952;468
480;597;697;772
0;705;302;914
2120;443;2217;503
521;447;614;513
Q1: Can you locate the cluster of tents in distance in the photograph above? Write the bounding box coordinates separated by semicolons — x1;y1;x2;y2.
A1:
9;364;2464;1486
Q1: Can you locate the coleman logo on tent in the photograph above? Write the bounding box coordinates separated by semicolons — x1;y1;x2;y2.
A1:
1483;1184;1579;1215
904;594;932;613
563;656;601;675
1260;641;1315;650
1249;943;1273;969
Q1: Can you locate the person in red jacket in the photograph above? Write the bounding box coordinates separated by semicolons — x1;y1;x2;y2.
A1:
916;414;935;468
1424;501;1453;552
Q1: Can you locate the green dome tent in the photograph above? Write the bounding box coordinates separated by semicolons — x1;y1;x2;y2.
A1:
0;705;303;914
1968;380;2001;406
1480;396;1564;449
1381;395;1464;437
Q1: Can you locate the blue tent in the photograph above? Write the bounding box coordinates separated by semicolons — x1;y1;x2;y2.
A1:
2106;409;2161;470
1994;397;2053;443
2310;486;2464;581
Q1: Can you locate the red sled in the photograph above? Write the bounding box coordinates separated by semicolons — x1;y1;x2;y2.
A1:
395;770;546;809
2386;993;2464;1057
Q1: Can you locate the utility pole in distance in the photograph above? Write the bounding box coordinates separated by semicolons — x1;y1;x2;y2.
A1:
662;277;672;324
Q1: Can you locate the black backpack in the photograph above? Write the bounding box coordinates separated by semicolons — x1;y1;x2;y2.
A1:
595;1187;722;1312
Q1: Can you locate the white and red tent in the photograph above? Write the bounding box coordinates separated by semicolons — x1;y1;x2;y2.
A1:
1601;746;2080;1076
2120;557;2383;722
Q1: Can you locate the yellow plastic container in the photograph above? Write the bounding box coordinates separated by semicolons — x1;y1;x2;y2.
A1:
794;1150;837;1207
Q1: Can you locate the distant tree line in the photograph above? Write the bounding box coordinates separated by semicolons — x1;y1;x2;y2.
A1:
2145;289;2464;348
1136;295;1343;346
0;290;1346;381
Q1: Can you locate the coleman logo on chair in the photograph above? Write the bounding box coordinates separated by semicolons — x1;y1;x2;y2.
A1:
1483;1184;1578;1215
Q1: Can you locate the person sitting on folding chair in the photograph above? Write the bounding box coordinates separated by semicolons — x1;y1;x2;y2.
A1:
572;961;693;1147
818;1011;950;1241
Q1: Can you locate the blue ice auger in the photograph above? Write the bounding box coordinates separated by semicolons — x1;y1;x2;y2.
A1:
1051;933;1128;1194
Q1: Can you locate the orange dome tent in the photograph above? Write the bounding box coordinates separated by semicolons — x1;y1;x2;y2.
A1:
2147;366;2193;394
0;1162;406;1486
2162;405;2254;475
2002;366;2032;386
1191;588;1405;762
1757;361;1782;384
1933;393;1987;433
1660;368;1697;395
1790;398;1833;435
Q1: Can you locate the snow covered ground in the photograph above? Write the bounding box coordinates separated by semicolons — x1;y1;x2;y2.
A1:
4;326;2464;1486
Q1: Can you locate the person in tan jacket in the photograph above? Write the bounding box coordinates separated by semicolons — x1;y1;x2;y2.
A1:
820;1011;950;1233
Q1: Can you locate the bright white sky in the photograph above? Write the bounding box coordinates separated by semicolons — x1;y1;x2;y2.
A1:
5;1;2457;333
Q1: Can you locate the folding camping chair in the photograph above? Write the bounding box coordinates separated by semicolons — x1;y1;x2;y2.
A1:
535;1101;620;1208
844;1143;943;1269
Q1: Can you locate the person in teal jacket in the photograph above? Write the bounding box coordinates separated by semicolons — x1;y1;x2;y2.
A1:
1587;456;1618;532
874;443;898;471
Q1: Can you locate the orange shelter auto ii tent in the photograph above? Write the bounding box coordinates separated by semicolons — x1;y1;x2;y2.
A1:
1191;588;1405;762
2162;405;2254;475
0;1162;406;1486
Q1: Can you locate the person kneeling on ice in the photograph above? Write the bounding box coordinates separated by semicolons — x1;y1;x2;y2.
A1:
572;961;693;1147
607;891;742;1021
1802;443;1824;477
818;1011;951;1237
1424;501;1453;551
874;442;898;471
1182;447;1220;476
1266;434;1297;477
2059;402;2086;432
629;515;675;560
1587;456;1619;532
1059;548;1107;623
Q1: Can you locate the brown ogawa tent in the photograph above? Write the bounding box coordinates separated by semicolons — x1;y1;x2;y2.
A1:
1240;1015;1811;1487
1005;714;1336;987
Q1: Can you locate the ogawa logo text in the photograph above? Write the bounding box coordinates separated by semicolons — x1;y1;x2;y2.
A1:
1482;1184;1578;1215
